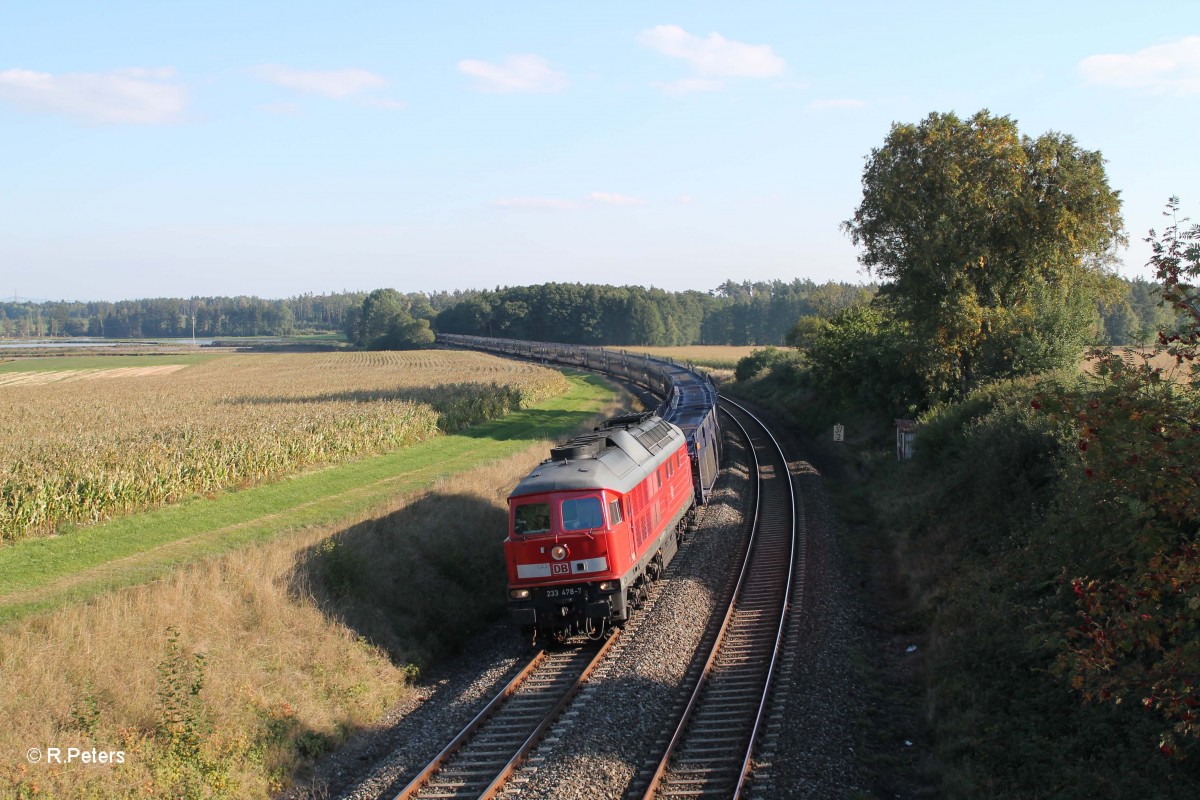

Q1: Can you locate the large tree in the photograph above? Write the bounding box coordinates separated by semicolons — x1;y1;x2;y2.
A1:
843;109;1126;400
353;288;434;350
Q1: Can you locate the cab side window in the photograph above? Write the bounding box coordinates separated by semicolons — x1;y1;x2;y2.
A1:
608;499;622;524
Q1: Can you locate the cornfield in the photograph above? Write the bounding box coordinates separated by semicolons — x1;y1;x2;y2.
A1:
0;351;568;542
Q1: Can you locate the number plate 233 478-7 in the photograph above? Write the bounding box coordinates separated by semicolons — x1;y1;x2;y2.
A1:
544;587;582;598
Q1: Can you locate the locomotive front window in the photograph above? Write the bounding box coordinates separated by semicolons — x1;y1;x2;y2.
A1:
513;503;551;535
561;497;604;531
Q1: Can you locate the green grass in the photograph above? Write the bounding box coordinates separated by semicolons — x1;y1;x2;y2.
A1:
0;353;223;372
287;333;346;342
0;370;616;623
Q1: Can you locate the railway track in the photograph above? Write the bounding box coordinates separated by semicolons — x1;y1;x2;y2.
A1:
632;397;797;799
393;632;619;800
387;397;795;800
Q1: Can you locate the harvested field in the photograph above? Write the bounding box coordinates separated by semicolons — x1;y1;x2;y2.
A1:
1080;346;1187;376
0;364;188;386
0;351;568;542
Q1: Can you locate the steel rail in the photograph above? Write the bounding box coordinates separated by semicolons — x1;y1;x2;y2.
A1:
721;396;798;798
392;649;547;800
640;398;796;799
393;630;620;800
478;628;620;799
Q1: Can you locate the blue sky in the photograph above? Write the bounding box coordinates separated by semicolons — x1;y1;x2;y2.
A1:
2;1;1197;302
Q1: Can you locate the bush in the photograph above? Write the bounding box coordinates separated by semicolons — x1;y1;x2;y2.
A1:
733;346;799;382
880;376;1200;797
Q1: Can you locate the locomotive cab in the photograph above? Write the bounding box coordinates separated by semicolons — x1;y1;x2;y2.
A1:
504;413;695;640
505;490;629;637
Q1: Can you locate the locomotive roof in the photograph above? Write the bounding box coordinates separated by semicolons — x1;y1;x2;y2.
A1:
509;412;686;499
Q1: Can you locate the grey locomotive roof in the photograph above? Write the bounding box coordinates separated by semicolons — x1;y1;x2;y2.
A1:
509;413;686;499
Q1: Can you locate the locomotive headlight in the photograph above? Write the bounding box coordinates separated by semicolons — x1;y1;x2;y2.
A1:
550;545;568;561
509;588;531;600
597;581;617;592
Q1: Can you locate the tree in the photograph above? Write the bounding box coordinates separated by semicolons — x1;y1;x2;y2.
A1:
784;316;827;349
843;109;1126;401
353;288;433;350
805;304;926;415
1152;197;1200;377
355;288;407;347
627;295;667;346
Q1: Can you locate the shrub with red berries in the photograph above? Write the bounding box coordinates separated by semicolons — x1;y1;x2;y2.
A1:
1038;200;1200;751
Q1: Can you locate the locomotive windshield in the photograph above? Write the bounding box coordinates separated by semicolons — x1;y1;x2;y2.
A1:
513;502;551;535
561;497;604;531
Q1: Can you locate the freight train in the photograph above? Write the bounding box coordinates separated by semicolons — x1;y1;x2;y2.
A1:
437;334;721;639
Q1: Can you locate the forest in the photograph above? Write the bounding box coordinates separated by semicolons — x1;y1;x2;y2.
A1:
0;276;1173;348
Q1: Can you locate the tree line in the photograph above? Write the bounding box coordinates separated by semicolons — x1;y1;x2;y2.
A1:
432;280;875;347
0;291;463;340
0;275;1173;349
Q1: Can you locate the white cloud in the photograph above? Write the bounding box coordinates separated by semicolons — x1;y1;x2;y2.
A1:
491;197;579;210
807;98;866;110
1079;36;1200;94
458;55;568;93
678;195;695;205
261;101;302;116
651;78;725;95
0;66;186;124
638;24;785;78
590;192;646;206
250;65;387;98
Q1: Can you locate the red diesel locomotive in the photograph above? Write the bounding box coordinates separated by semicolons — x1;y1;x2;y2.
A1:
505;413;697;638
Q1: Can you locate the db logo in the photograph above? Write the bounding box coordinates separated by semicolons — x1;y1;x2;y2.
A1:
551;563;570;575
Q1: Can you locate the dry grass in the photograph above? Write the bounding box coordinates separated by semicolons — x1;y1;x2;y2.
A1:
0;443;560;800
1;351;568;542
